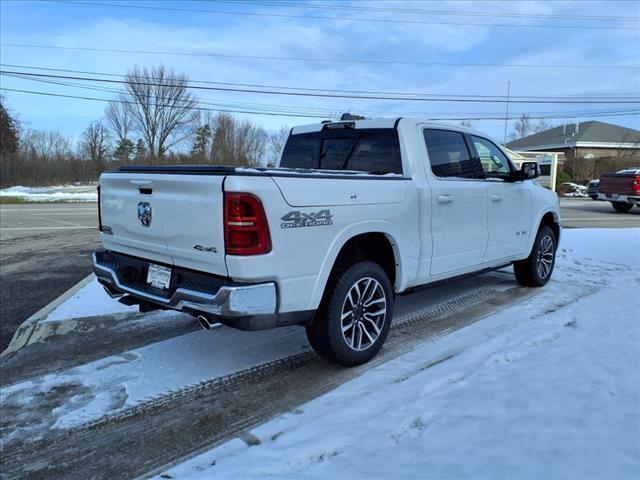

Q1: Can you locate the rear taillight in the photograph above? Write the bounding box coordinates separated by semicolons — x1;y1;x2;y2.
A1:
224;192;272;255
633;175;640;193
97;185;103;232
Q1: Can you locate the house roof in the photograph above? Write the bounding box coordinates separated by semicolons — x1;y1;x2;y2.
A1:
507;121;640;151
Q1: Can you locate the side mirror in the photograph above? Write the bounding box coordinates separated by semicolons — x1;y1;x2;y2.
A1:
519;161;540;180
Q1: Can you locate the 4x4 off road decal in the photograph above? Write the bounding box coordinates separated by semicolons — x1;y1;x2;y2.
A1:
281;209;333;228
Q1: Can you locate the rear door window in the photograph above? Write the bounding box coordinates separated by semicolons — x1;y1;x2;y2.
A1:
280;129;403;174
423;129;481;179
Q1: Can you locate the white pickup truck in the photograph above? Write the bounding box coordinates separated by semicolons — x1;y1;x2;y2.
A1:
93;118;561;365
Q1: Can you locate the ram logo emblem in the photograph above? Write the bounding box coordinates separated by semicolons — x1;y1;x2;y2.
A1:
137;202;152;227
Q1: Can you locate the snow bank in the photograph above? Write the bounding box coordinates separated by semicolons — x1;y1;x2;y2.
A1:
0;185;98;202
562;182;588;198
161;228;640;480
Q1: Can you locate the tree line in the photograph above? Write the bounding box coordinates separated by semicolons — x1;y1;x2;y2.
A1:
0;66;288;187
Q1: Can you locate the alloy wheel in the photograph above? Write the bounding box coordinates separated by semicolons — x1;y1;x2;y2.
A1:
536;234;554;279
340;277;387;351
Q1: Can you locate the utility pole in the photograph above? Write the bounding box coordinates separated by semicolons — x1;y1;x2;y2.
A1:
503;80;511;146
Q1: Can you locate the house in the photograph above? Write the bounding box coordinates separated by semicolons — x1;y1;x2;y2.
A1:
507;121;640;162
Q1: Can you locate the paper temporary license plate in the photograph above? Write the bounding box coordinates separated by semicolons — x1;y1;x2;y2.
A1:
146;263;172;289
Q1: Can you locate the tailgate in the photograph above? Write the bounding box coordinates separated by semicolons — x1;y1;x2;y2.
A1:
99;172;227;276
598;174;635;196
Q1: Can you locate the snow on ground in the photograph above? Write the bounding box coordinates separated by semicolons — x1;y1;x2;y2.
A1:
1;270;514;437
158;228;640;480
45;277;137;321
562;182;589;198
0;319;307;434
0;185;97;202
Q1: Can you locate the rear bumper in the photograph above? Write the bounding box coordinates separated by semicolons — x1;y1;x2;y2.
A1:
597;193;640;204
92;250;312;330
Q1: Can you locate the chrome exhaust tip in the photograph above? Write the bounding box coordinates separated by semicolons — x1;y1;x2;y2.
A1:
197;315;222;331
103;285;124;299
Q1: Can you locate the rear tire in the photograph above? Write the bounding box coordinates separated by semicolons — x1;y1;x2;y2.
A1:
611;201;633;213
513;225;556;287
306;261;393;366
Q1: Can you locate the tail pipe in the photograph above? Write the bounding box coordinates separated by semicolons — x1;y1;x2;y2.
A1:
198;315;223;331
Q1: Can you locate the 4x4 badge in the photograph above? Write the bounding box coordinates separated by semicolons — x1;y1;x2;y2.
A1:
281;209;333;228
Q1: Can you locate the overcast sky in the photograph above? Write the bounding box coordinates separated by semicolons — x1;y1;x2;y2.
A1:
1;0;639;143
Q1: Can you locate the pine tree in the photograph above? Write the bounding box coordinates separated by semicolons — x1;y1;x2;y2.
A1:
0;99;19;154
191;124;211;162
113;138;135;164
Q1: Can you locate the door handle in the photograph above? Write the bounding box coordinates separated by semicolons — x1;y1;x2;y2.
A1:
491;194;503;202
437;195;454;203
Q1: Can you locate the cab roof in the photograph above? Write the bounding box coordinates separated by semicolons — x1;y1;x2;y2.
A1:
290;118;489;139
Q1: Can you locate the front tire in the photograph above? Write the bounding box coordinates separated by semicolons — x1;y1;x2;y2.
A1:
611;201;633;213
306;261;393;366
513;225;556;287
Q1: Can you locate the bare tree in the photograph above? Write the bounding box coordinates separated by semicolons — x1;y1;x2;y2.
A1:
207;112;267;166
509;113;532;141
106;101;135;164
105;101;132;144
120;66;197;164
532;117;553;133
267;126;289;166
79;121;110;171
22;129;73;159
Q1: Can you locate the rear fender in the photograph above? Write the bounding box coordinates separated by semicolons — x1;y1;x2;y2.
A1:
306;221;404;310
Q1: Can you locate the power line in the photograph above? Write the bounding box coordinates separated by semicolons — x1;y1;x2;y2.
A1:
3;72;343;116
3;70;639;104
48;0;640;31
8;71;638;118
3;44;637;71
2;87;639;122
226;0;639;23
0;87;328;118
4;63;638;100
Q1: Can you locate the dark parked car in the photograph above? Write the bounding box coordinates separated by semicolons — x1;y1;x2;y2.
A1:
587;179;600;200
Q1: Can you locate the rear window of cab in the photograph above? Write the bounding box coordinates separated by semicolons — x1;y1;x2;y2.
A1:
279;128;403;175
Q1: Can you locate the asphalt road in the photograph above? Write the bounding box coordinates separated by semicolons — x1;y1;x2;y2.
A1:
560;197;640;228
0;197;638;352
0;203;100;351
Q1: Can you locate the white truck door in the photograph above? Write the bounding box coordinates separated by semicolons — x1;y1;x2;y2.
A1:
468;135;532;262
421;127;489;276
